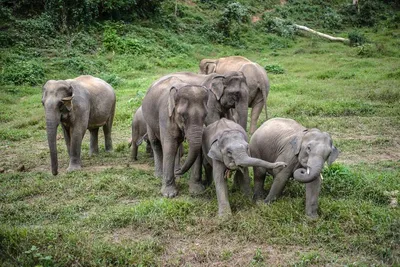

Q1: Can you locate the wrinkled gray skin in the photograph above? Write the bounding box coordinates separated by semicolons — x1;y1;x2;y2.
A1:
199;56;270;134
142;76;209;198
159;71;249;195
130;106;152;161
249;118;339;218
161;71;249;131
203;118;287;216
42;75;116;175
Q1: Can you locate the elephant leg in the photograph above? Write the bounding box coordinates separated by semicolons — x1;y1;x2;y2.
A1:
264;170;291;203
61;124;71;156
67;128;85;172
174;143;183;172
103;116;113;152
249;98;264;135
213;160;231;216
189;153;205;195
145;140;153;157
131;144;139;161
253;166;267;201
305;174;322;218
203;158;213;187
233;168;251;198
147;125;162;177
161;137;179;198
89;128;99;156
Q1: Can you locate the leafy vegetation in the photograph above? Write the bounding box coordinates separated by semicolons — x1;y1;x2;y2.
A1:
0;0;399;265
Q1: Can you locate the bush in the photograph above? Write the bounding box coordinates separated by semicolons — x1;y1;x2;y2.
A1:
262;15;296;39
265;64;285;74
348;31;367;46
215;2;249;44
1;60;45;86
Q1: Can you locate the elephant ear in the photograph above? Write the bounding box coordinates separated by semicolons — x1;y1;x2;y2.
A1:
61;96;74;112
290;135;302;156
168;87;178;118
207;139;223;161
210;76;225;101
206;63;216;74
327;145;339;166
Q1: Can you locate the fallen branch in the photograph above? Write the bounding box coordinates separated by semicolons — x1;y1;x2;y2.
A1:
272;17;350;44
294;24;349;44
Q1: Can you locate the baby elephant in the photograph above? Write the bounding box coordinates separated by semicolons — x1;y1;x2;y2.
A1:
130;106;152;161
42;75;116;175
203;118;287;216
250;118;339;218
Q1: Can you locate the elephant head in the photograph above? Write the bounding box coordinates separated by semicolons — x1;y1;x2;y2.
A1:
291;129;339;183
42;80;74;175
169;84;209;176
208;129;285;171
199;59;217;74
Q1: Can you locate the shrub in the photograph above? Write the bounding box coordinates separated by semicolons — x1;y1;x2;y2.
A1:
348;31;367;46
262;15;296;39
215;2;249;44
265;64;285;74
1;60;45;86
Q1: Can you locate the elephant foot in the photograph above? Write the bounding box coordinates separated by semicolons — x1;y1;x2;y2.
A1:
253;190;267;202
218;206;232;217
67;164;81;172
306;213;319;220
161;184;178;198
189;182;205;195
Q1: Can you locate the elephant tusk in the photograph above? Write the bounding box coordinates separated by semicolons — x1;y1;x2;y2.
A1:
320;174;324;180
307;167;310;175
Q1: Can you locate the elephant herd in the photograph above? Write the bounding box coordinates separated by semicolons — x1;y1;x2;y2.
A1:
42;56;339;218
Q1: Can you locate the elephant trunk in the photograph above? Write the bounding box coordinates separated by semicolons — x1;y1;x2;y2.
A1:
175;125;203;176
293;156;324;183
234;153;277;169
45;108;60;176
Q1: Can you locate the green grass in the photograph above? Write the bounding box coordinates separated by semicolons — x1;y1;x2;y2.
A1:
1;2;400;266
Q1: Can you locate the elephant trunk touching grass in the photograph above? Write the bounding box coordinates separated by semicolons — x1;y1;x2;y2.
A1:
42;75;116;175
45;107;61;176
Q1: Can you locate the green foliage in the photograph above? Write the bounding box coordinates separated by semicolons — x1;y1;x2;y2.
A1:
269;0;344;31
1;59;45;86
262;15;297;39
340;0;394;27
265;64;285;74
348;31;367;46
215;2;250;45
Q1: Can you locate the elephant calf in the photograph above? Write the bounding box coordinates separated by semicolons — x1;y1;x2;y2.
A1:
130;106;152;161
42;75;116;175
249;118;339;218
202;118;287;216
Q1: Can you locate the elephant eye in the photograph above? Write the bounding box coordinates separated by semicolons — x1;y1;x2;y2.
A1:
306;144;311;153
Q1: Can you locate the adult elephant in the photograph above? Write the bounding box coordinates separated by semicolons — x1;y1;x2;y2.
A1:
249;118;339;218
162;71;249;131
142;76;209;198
42;75;116;175
199;56;269;134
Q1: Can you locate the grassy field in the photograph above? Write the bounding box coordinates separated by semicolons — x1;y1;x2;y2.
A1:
1;7;400;266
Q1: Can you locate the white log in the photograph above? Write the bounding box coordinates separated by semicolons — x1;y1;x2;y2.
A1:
294;24;350;43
